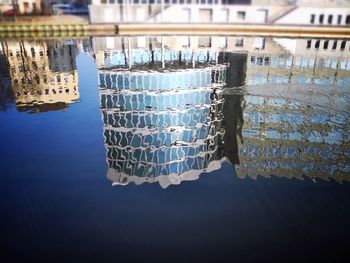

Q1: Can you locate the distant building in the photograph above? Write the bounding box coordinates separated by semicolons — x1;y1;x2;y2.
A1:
41;0;91;15
0;0;42;14
89;0;350;25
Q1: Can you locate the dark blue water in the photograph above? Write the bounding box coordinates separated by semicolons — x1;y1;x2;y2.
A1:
0;37;350;262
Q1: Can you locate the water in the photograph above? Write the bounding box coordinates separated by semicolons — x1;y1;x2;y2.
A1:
0;36;350;262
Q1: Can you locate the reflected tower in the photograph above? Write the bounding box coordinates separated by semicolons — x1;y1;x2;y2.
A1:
97;36;231;188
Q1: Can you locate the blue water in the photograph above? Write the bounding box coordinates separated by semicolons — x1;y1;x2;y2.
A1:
1;37;350;262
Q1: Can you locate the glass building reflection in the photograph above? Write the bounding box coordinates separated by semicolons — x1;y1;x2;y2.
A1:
0;40;80;113
96;36;350;188
96;36;230;188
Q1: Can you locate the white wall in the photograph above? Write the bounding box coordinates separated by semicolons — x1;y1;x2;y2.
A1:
89;3;350;25
275;7;350;25
89;4;276;23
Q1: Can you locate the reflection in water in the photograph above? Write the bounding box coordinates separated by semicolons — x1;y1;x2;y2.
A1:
98;38;229;188
0;40;82;113
230;85;350;182
96;36;350;187
1;36;349;187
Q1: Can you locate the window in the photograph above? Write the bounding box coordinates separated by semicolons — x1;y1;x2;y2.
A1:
235;38;244;47
346;15;350;24
219;37;227;48
32;61;38;70
31;47;35;58
264;57;269;66
337;15;342;25
319;14;324;24
109;0;115;3
237;11;246;20
315;40;320;49
306;40;312;49
310;14;315;24
101;0;107;3
340;40;346;51
328;15;333;24
35;75;40;84
323;40;329;50
332;41;337;50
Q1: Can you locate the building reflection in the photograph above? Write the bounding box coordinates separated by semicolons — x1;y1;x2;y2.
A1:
96;36;231;188
96;36;350;187
233;86;350;183
0;40;80;113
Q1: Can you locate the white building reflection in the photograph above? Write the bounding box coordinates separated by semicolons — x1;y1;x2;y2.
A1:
96;36;232;188
0;40;80;113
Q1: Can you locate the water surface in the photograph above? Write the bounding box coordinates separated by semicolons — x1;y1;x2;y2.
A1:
0;36;350;262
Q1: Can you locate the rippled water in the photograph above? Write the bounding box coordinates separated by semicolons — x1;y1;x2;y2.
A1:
0;36;350;262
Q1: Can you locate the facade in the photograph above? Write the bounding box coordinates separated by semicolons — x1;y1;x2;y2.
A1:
0;40;79;112
89;0;350;25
